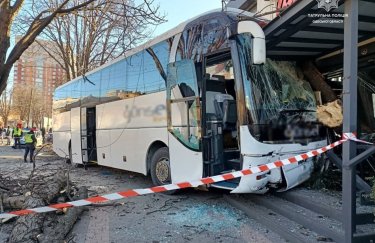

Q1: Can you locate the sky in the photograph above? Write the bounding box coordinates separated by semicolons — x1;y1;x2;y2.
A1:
6;0;223;88
151;0;223;37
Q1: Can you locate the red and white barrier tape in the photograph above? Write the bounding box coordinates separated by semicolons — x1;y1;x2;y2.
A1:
343;132;374;145
0;133;370;219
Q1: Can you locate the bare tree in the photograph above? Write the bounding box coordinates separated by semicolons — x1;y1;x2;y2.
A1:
38;0;166;81
0;89;13;126
30;90;46;127
12;85;29;122
0;0;110;96
12;84;44;126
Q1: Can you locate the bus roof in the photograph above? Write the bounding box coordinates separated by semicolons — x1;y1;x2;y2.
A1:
56;8;260;90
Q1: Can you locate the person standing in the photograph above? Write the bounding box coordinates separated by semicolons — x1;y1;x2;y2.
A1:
12;125;22;149
5;126;11;145
24;127;37;163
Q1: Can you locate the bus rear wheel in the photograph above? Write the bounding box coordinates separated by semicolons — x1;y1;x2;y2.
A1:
151;147;172;188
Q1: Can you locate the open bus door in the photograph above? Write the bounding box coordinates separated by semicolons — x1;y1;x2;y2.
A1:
166;60;203;183
70;107;83;164
86;107;97;162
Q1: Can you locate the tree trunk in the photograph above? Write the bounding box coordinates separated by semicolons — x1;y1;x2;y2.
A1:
302;61;337;103
0;2;13;95
8;171;67;243
302;61;342;128
6;173;89;243
0;68;11;98
37;187;88;243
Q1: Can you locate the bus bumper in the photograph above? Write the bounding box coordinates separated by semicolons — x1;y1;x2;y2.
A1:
233;126;325;194
230;156;314;194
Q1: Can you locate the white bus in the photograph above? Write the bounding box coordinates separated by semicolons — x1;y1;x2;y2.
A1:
53;8;326;193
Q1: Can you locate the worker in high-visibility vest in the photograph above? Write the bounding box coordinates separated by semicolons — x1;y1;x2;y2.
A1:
12;125;22;149
24;127;37;163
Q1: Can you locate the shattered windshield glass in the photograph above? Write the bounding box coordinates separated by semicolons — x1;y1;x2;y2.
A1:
247;59;317;124
236;33;324;144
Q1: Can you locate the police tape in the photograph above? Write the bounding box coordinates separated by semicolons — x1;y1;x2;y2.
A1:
0;133;369;219
342;132;373;145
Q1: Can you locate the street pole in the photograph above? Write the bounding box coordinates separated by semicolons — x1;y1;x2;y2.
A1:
342;0;358;242
27;88;33;127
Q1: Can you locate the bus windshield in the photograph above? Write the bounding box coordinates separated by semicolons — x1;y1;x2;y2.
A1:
236;34;324;144
247;59;317;122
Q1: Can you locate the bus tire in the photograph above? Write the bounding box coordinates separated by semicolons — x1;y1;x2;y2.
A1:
150;147;175;194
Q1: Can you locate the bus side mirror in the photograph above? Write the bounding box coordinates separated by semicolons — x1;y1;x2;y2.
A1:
252;37;266;65
237;21;266;65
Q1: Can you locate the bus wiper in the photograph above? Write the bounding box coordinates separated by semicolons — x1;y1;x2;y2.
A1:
279;109;316;113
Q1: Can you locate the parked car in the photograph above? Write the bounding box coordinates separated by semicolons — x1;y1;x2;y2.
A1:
46;132;53;143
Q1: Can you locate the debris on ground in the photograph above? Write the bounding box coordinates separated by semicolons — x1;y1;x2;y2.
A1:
0;146;88;243
0;145;285;243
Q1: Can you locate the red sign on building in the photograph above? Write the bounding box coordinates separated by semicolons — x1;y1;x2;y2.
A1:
277;0;297;9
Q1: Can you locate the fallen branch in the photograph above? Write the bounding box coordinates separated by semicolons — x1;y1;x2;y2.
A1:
0;184;10;192
89;202;124;207
1;195;24;210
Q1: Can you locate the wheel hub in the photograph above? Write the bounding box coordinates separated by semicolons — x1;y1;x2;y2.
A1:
155;158;169;183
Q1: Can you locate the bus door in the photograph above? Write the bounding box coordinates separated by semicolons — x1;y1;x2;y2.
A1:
202;51;240;178
70;107;83;164
80;107;88;163
166;60;203;183
71;106;97;165
86;107;97;162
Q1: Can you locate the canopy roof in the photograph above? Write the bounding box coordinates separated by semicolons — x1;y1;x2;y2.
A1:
263;0;375;62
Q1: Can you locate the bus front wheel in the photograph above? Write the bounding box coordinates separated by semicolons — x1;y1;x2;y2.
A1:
150;147;172;187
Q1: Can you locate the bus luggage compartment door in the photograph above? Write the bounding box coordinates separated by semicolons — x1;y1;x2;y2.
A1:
70;107;83;164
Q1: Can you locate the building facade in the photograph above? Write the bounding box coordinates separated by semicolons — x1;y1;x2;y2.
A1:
13;37;66;122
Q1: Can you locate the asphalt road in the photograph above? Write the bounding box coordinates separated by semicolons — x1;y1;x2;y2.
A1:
0;144;285;243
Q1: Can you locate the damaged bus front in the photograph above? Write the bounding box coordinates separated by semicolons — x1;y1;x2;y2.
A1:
228;35;326;193
202;17;326;193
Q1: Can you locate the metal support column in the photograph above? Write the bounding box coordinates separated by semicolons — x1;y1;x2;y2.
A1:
342;0;359;242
